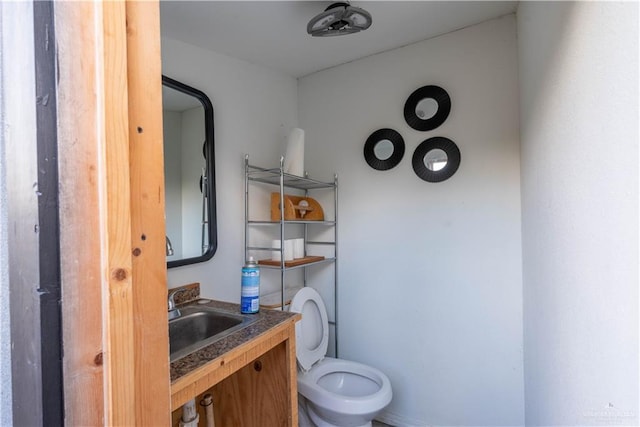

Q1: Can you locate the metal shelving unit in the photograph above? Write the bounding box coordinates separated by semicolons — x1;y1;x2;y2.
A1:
244;154;338;355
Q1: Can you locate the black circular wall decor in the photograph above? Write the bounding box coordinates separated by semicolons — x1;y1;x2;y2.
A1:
412;137;461;182
404;85;451;131
363;128;405;171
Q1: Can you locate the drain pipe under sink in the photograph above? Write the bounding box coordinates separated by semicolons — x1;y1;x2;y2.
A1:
179;399;199;427
200;394;215;427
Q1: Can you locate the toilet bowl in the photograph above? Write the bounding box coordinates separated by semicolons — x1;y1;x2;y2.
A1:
290;287;392;427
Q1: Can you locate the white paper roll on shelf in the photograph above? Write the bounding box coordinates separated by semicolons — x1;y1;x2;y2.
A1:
293;238;304;259
271;239;282;261
284;239;295;261
284;128;304;176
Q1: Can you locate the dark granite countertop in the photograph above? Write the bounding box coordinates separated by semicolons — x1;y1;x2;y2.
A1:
170;299;297;383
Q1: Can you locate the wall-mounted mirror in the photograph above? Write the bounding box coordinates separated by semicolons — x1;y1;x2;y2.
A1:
424;148;448;171
404;85;451;131
415;97;439;120
363;128;405;171
162;75;217;268
373;140;394;160
412;136;460;182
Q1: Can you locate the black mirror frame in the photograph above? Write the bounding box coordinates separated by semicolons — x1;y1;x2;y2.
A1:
363;128;405;171
403;85;451;131
412;136;461;182
162;75;218;268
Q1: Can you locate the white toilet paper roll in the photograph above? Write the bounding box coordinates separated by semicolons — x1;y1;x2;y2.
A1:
284;239;295;261
284;128;304;176
293;238;304;259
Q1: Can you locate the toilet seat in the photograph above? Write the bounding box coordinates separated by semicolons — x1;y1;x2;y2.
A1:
290;287;329;371
297;357;392;411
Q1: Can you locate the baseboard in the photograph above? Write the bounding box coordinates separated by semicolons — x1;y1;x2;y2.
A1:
375;409;431;427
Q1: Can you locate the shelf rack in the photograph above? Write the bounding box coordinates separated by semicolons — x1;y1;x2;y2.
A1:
244;154;338;355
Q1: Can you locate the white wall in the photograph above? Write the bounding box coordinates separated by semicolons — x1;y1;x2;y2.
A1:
298;15;524;426
518;2;639;426
162;37;299;302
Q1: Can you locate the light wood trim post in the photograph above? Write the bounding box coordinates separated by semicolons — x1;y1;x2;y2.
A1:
126;1;172;425
56;2;109;424
287;325;299;426
57;0;170;424
103;1;136;424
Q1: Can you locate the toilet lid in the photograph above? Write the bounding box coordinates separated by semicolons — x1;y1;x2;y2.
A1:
289;287;329;371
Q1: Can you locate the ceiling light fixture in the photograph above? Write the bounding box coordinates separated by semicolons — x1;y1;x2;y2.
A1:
307;2;372;37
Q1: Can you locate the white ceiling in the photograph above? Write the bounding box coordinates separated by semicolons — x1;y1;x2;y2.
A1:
160;1;517;78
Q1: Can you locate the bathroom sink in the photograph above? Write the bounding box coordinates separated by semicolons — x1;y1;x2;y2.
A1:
169;304;258;362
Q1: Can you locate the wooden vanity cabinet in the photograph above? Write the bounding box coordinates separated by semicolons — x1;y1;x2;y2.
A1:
170;314;300;427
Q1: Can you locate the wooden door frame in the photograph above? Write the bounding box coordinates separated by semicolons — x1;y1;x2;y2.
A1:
55;1;170;424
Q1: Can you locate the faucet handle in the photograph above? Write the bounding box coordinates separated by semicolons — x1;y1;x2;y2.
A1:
166;236;174;256
168;288;189;311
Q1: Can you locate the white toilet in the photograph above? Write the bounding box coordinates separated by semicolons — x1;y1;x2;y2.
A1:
290;287;392;427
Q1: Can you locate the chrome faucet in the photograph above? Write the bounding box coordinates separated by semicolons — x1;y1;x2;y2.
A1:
166;236;174;256
168;288;188;320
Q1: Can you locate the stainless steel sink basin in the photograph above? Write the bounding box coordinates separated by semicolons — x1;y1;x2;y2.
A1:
169;304;258;362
